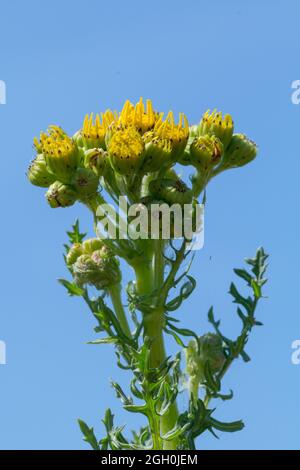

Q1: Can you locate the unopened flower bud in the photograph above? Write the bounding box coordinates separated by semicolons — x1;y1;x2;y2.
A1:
72;168;99;198
186;333;226;387
66;243;84;266
46;181;77;208
27;154;56;188
149;178;193;205
198;110;234;150
84;148;108;177
73;246;121;289
220;134;257;170
82;238;103;254
39;126;79;183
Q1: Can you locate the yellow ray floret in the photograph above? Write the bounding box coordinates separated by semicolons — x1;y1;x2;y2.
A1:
154;111;189;144
119;98;158;133
82;110;117;147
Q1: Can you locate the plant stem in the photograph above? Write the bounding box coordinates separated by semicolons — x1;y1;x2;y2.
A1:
108;283;131;338
133;241;179;450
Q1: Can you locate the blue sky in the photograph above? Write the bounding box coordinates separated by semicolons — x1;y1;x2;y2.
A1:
0;0;299;449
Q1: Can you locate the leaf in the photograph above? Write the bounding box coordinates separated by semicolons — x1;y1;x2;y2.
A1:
78;419;100;450
67;220;86;244
209;417;245;433
58;279;85;296
88;337;119;345
229;282;254;314
166;321;200;352
164;327;187;348
165;275;196;312
233;268;252;286
204;361;220;394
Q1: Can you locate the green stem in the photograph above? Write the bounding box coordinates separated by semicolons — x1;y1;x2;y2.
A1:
108;283;131;338
133;241;179;450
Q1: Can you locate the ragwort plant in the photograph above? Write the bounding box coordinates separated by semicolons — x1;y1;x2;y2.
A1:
27;98;268;450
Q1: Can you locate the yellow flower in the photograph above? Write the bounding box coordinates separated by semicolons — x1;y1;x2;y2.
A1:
39;126;79;182
198;110;233;150
154;111;189;146
108;126;145;175
119;97;158;134
189;135;223;170
141;112;189;171
82;110;117;149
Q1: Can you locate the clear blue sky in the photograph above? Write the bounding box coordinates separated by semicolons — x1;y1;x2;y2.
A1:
0;0;299;450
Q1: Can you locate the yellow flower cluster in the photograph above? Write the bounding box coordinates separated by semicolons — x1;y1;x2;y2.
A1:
27;98;258;208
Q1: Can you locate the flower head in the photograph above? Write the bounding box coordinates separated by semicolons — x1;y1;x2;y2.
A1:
149;177;193;205
140;112;189;172
82;110;117;149
27;154;56;188
198;110;233;150
38;126;79;182
188;134;223;170
108;126;145;175
154;111;189;148
71;167;99;198
84;148;108;177
67;240;121;289
219;133;257;170
45;181;77;208
119;98;158;134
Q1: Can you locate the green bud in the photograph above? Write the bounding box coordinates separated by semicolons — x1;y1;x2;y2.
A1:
198;110;234;150
186;333;226;387
72;168;99;198
82;238;103;254
45;181;77;208
84;148;108;177
27;154;56;188
188;135;223;171
141;133;174;172
73;246;121;289
66;243;84;266
148;178;193;205
220;133;257;171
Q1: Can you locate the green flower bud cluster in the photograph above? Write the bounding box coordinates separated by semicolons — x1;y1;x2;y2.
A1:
186;333;226;389
67;238;121;290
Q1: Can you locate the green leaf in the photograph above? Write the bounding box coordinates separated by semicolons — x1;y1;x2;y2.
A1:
88;337;119;345
233;268;252;285
209;417;245;433
78;419;100;450
164;327;187;348
58;279;85;296
67;220;86;244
